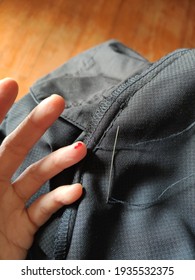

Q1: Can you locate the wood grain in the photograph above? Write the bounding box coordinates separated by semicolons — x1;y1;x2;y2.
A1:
0;0;194;99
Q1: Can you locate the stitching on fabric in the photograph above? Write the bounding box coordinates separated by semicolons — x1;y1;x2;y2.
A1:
96;118;195;151
95;49;193;149
85;49;190;146
108;173;195;209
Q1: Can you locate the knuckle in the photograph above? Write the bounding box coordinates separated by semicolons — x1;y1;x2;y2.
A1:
51;153;65;171
52;159;62;171
39;204;50;217
52;188;64;206
1;136;24;157
27;163;45;186
26;113;43;133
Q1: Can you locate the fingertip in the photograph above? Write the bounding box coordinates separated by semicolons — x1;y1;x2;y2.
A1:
61;183;83;205
70;182;83;199
49;94;66;112
73;141;87;158
0;77;19;97
0;78;19;121
32;94;65;126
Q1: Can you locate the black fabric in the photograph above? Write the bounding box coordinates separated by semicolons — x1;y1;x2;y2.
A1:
0;40;195;259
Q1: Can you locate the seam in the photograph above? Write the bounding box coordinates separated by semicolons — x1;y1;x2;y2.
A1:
85;49;189;146
94;49;193;149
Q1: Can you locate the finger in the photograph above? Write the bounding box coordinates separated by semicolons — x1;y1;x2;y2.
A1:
13;142;87;201
0;78;18;123
27;183;83;229
0;94;65;180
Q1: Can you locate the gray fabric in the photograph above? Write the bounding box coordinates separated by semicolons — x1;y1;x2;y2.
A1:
0;40;194;259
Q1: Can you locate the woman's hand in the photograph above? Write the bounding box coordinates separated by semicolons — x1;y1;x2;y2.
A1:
0;78;87;259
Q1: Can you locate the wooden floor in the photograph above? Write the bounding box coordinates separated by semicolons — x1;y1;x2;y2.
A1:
0;0;195;100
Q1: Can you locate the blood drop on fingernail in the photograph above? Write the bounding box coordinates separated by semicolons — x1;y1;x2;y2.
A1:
74;142;83;149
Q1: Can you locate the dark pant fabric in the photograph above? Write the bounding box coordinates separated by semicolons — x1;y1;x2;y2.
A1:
0;40;195;259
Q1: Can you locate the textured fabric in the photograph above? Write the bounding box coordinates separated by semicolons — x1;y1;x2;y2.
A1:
0;40;195;259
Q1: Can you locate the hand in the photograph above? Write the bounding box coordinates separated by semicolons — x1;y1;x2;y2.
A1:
0;78;87;260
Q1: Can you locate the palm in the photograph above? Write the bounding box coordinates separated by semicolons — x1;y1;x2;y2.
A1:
0;182;34;259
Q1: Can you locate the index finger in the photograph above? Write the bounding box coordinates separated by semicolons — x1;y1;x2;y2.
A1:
0;94;65;180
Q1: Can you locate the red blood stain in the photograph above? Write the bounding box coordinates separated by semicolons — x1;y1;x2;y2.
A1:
74;142;83;149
